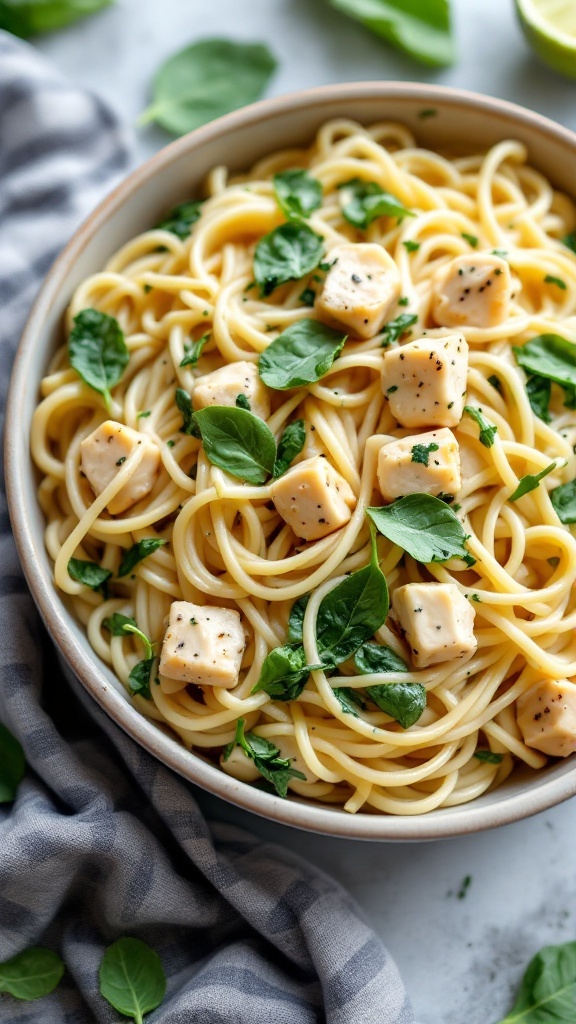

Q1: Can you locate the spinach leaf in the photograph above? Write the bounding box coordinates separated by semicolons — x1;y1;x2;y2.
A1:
509;464;556;502
403;240;420;252
107;620;155;700
254;223;325;297
103;613;138;636
235;394;251;410
488;374;503;393
155;200;202;239
496;941;576;1024
0;0;112;38
461;232;478;247
354;642;408;674
180;332;209;368
544;274;567;290
366;494;475;566
463;405;498;448
550;480;576;523
139;38;277;136
327;0;454;67
251;644;319;701
273;420;306;477
223;718;306;797
338;178;413;229
0;722;25;804
259;319;346;389
175;388;200;436
117;539;167;578
67;558;112;596
563;232;576;254
288;594;310;643
474;750;503;764
411;442;439;466
68;309;129;413
128;659;155;700
299;288;316;306
99;937;166;1023
273;169;322;221
514;335;576;393
381;312;418;346
0;948;65;1001
526;376;552;423
333;687;367;717
315;527;389;668
368;682;426;729
194;406;277;484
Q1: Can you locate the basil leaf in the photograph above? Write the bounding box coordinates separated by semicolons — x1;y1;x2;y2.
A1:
175;388;200;436
509;463;556;502
0;948;65;1001
0;0;112;38
251;644;318;701
226;718;306;797
180;332;209;368
368;682;426;729
550;480;576;523
155;200;202;239
381;312;418;346
129;660;155;701
259;319;346;389
194;406;276;484
273;420;306;477
526;376;552;423
139;39;277;135
474;750;504;764
0;722;25;804
366;494;475;567
117;539;167;578
68;309;129;413
67;558;112;596
333;687;367;717
254;223;325;297
328;0;454;67
104;613;138;636
514;334;576;392
411;442;439;466
288;594;310;643
496;941;576;1024
99;937;166;1022
463;405;498;448
354;642;408;674
315;529;389;668
273;169;322;221
338;178;413;229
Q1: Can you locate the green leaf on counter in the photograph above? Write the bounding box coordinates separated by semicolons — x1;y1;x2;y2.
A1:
0;0;113;38
495;941;576;1024
326;0;455;67
99;937;166;1022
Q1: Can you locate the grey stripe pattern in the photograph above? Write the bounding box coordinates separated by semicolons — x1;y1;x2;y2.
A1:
0;33;418;1023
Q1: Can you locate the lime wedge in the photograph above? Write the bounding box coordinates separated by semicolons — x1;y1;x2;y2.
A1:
515;0;576;77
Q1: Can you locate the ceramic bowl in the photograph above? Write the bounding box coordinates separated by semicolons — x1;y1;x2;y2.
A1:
6;82;576;840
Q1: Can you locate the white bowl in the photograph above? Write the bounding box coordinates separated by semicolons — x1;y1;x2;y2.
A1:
6;82;576;841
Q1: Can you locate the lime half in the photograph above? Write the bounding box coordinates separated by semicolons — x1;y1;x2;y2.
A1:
515;0;576;78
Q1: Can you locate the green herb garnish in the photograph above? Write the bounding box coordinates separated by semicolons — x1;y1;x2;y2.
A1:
68;309;128;413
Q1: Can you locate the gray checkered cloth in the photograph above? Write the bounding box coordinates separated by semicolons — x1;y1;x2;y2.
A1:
0;32;418;1023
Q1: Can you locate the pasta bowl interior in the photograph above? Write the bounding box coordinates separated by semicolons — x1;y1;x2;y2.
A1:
7;83;576;841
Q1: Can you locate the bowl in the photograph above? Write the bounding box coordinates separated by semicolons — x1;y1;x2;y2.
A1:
6;82;576;841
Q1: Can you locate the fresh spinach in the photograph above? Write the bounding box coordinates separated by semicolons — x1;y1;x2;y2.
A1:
526;376;552;423
463;405;498;448
563;232;576;254
514;335;576;396
0;0;113;38
155;200;202;239
128;659;155;700
495;941;576;1024
366;494;475;566
333;687;367;717
194;406;277;484
235;394;251;411
461;232;478;247
474;750;503;764
353;643;425;728
259;319;346;390
99;937;166;1023
0;948;65;1001
252;645;319;701
107;621;156;700
488;375;502;393
175;388;200;436
381;312;418;346
273;420;306;477
288;594;310;643
327;0;455;67
411;442;439;466
254;222;325;296
222;718;306;797
550;480;576;523
67;558;112;596
103;613;138;636
403;240;420;252
117;539;167;578
180;332;210;368
68;309;128;413
0;722;25;804
509;464;556;502
273;169;322;221
544;274;567;290
354;642;408;674
139;38;277;136
338;178;413;229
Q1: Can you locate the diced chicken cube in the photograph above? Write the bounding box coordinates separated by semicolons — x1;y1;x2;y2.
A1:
516;678;576;757
220;745;261;783
159;601;246;691
383;333;468;428
316;243;401;340
432;254;511;328
80;419;161;516
193;361;271;421
377;428;461;503
392;582;477;669
270;455;356;542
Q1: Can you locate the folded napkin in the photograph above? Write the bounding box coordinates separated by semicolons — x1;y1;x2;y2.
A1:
0;32;417;1023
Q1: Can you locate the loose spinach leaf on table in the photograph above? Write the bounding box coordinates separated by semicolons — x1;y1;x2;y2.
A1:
509;463;556;502
0;721;25;804
526;375;552;423
155;200;202;239
259;319;346;389
354;643;425;728
254;222;325;297
194;406;277;484
68;309;128;413
0;0;113;38
0;947;65;1001
381;312;418;346
139;38;277;136
252;644;320;701
550;479;576;523
366;494;475;566
99;937;166;1023
563;232;576;254
273;169;322;221
223;718;306;797
117;539;167;578
67;558;112;596
463;405;498;448
338;178;413;230
180;332;210;368
326;0;455;67
273;420;306;477
495;941;576;1024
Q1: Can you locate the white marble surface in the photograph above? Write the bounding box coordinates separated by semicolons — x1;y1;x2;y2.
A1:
34;2;576;1021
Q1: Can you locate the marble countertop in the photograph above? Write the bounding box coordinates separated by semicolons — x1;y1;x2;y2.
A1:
35;2;576;1020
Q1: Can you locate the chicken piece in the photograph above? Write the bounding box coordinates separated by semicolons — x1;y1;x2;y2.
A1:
80;420;161;516
392;582;477;670
193;361;271;421
517;678;576;757
383;333;468;429
377;428;461;503
159;601;246;692
432;254;512;328
270;455;356;542
220;745;261;783
316;243;401;339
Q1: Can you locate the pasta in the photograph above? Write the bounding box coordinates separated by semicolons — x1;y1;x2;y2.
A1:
32;118;576;816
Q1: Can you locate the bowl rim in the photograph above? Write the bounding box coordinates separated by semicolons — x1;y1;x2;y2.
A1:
6;79;576;841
